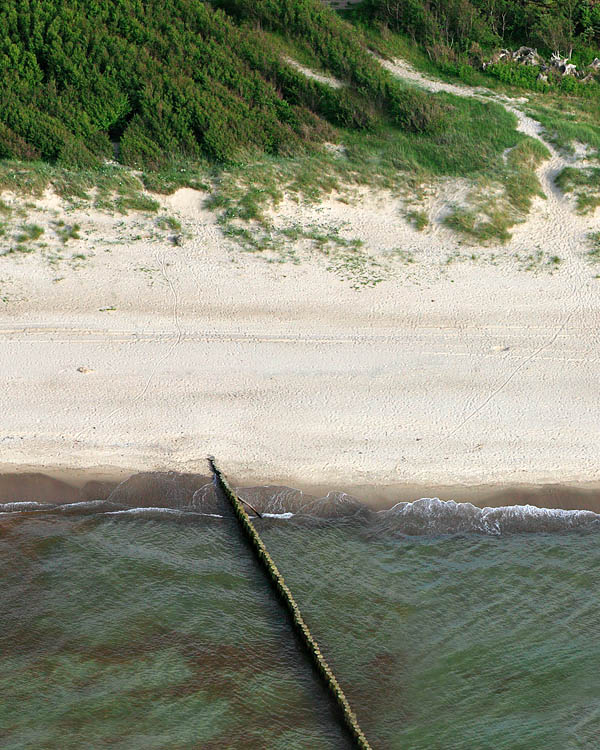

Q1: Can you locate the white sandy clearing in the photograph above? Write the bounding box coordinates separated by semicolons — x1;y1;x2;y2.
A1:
283;56;343;88
1;60;600;496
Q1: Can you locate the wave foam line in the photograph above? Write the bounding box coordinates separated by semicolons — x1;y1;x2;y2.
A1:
380;498;600;535
0;501;55;511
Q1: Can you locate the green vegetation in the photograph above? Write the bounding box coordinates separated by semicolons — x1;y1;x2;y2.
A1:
526;100;600;157
2;0;574;175
157;216;182;233
55;222;81;243
114;194;159;215
588;231;600;262
0;0;448;169
17;224;44;242
556;167;600;213
201;94;545;247
357;0;600;63
353;1;600;103
0;160;167;220
443;137;549;242
406;210;428;231
0;0;598;268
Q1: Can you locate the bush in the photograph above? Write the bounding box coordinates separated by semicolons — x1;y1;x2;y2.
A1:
0;123;40;160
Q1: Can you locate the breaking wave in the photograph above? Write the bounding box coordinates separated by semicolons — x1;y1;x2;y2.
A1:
375;498;600;536
1;471;599;535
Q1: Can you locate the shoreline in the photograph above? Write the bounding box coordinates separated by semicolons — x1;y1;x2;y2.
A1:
2;466;600;512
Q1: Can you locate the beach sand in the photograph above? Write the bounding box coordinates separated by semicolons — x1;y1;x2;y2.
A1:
1;60;599;498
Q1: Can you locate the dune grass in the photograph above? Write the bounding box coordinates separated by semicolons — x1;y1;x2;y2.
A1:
526;102;600;158
17;224;44;242
588;232;600;263
556;167;600;214
442;138;548;242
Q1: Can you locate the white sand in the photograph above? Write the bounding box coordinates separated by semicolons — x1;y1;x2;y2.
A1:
1;60;599;493
283;57;343;88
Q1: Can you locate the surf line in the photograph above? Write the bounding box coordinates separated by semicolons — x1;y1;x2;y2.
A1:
208;457;372;750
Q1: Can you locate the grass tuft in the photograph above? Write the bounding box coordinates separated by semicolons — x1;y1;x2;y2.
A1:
157;215;182;232
17;223;44;242
55;223;81;243
406;210;428;231
588;232;600;262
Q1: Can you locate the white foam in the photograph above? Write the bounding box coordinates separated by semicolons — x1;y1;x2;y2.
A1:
58;500;117;511
105;506;186;515
379;498;600;535
0;501;53;511
262;512;295;520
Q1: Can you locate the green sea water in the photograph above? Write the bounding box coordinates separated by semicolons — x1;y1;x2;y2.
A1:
1;486;599;749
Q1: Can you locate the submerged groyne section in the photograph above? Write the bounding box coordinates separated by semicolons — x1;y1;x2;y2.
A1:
208;458;372;750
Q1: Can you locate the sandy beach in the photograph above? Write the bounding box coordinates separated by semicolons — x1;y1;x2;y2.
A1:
1;60;599;498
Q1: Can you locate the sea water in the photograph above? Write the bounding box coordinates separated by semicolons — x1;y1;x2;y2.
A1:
1;474;599;749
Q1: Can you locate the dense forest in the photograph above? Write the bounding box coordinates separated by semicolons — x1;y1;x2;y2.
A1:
0;0;598;170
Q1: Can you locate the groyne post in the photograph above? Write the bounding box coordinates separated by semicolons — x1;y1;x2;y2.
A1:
208;457;372;750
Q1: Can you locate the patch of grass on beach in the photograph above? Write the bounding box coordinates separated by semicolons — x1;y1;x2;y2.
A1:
525;101;600;158
55;221;81;243
556;167;600;214
406;209;428;230
588;232;600;262
114;193;159;214
157;215;182;232
443;138;548;242
141;161;211;194
445;206;512;243
0;160;163;218
220;215;383;286
17;223;44;242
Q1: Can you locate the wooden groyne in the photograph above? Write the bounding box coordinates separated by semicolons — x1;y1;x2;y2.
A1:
208;458;372;750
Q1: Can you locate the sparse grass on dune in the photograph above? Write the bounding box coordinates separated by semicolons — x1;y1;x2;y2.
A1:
54;221;81;243
589;232;600;263
0;160;161;215
157;216;182;232
443;138;549;243
556;167;600;214
526;102;600;158
140;160;212;194
198;90;539;243
17;224;44;242
0;73;547;261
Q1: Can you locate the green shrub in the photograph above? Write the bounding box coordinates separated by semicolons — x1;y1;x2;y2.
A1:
0;123;40;160
0;0;449;169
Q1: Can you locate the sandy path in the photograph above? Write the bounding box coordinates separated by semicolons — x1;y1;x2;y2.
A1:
1;62;600;498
